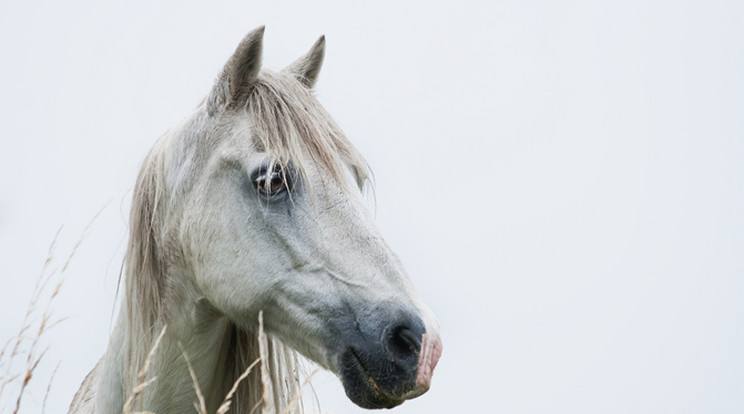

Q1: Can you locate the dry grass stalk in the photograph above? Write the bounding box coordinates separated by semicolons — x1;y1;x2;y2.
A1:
216;358;261;414
179;342;208;414
279;367;320;414
122;325;166;413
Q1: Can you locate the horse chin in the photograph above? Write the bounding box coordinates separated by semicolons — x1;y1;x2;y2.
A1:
337;347;413;409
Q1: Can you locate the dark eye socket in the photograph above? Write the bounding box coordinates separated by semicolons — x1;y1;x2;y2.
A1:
253;165;289;197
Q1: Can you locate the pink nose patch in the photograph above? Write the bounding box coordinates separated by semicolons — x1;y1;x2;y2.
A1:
396;328;442;401
415;330;442;390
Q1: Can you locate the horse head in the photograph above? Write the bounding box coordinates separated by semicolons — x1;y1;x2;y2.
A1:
125;26;441;410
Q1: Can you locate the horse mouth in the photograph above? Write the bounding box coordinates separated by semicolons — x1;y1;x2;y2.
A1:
341;347;405;409
351;349;386;396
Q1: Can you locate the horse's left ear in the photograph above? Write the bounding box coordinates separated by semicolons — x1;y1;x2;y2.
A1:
208;26;265;115
283;35;325;88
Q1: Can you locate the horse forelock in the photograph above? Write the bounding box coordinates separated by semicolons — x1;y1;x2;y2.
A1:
243;69;373;192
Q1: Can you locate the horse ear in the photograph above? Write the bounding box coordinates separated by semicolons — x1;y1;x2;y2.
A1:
208;26;265;115
284;35;325;88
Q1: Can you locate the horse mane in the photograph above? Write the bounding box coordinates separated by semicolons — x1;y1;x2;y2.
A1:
121;68;370;412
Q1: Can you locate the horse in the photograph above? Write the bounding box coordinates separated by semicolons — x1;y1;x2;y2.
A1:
69;26;442;413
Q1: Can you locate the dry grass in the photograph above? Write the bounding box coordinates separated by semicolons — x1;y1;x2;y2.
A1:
179;341;208;414
279;368;320;414
0;216;99;414
216;358;261;414
0;232;65;413
122;326;166;414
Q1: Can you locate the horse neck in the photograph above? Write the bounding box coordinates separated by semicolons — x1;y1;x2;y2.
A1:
102;277;229;413
141;298;237;413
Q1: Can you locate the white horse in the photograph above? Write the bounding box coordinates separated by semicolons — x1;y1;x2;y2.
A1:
69;26;442;413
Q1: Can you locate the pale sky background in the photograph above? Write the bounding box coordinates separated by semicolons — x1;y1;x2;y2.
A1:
1;1;743;413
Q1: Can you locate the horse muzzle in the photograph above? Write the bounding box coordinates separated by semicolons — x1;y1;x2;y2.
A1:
337;314;443;409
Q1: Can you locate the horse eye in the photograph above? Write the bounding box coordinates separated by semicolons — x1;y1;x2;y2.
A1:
254;171;287;197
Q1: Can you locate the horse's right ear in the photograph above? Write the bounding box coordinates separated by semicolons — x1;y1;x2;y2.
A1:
207;26;265;115
284;35;325;88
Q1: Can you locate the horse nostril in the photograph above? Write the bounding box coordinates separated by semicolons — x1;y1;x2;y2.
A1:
387;326;421;361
